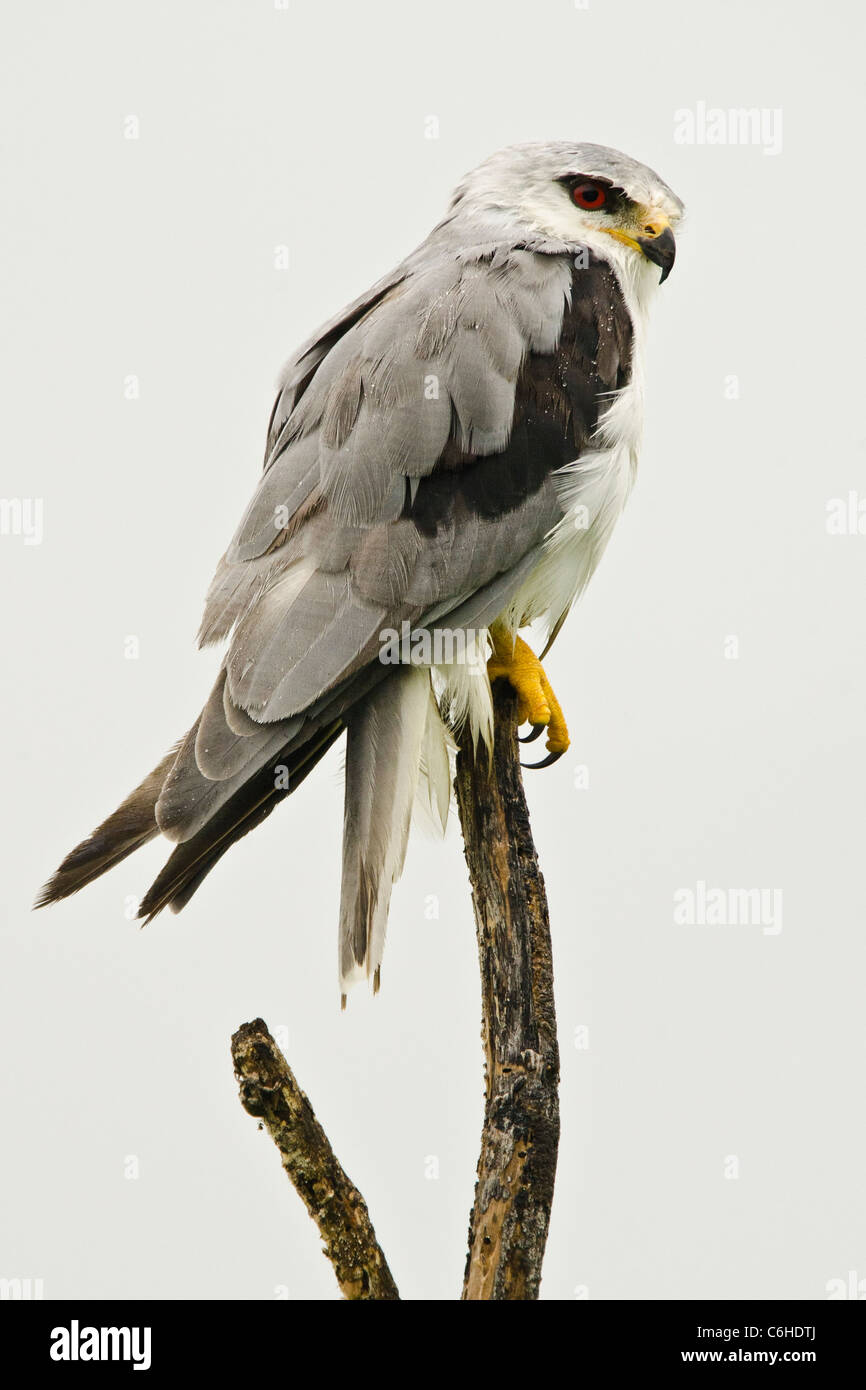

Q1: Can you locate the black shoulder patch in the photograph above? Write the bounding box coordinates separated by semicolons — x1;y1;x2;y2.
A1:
408;253;633;535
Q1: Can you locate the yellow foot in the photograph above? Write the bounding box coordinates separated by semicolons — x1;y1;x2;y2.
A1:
487;631;570;767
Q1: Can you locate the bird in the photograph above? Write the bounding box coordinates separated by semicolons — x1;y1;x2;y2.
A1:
37;141;683;999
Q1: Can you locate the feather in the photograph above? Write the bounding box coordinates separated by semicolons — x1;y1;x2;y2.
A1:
338;666;430;993
416;686;454;834
140;720;343;921
35;743;182;906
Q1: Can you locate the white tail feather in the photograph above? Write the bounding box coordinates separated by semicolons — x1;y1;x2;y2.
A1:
338;665;432;995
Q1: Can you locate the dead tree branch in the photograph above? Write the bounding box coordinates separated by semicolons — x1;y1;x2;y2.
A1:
453;680;561;1299
231;1018;399;1300
231;681;560;1300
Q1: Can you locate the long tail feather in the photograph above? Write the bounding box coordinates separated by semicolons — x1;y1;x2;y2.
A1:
137;720;342;921
34;744;183;908
338;667;435;995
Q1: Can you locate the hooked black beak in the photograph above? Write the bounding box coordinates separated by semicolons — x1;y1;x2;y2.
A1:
636;225;676;283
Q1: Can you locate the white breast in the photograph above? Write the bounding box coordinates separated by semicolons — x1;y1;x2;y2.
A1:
502;251;656;643
436;252;656;746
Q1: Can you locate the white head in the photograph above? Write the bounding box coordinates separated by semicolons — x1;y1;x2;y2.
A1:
446;141;684;290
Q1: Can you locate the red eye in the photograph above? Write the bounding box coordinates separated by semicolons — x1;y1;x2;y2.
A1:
572;181;607;210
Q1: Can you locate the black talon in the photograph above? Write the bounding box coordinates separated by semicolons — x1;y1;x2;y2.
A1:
518;723;545;744
521;749;566;771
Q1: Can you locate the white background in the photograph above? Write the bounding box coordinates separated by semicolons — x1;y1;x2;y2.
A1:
2;0;864;1300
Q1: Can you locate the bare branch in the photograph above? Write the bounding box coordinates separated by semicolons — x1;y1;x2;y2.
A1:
231;1018;399;1301
232;680;559;1301
454;681;561;1300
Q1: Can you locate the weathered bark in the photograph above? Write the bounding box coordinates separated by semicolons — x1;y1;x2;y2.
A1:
454;681;561;1300
231;1018;399;1300
231;682;560;1301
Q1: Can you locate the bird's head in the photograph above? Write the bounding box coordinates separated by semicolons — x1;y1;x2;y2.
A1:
448;141;684;287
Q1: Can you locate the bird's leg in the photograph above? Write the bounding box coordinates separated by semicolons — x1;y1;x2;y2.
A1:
487;625;570;768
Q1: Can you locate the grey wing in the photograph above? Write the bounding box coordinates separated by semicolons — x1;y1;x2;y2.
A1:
198;248;576;725
263;259;410;465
